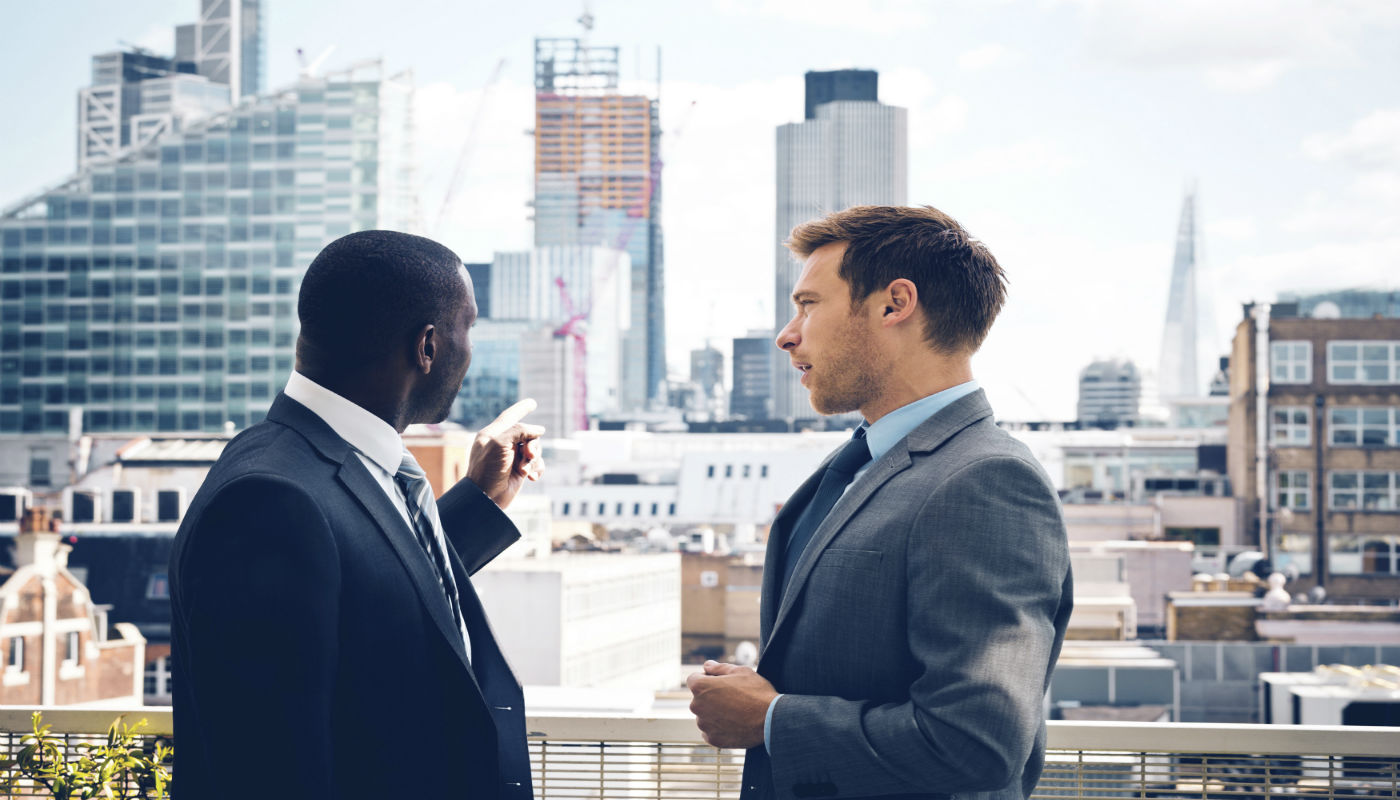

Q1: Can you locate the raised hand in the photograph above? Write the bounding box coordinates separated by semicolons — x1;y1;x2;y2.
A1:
467;398;545;509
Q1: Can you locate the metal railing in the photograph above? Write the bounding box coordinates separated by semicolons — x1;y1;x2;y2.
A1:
0;708;1397;798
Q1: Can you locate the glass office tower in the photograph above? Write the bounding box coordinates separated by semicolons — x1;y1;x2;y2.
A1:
0;62;416;435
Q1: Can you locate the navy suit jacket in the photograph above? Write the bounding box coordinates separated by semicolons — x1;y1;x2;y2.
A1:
170;393;532;799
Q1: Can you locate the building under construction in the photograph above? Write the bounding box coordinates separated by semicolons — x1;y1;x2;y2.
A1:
532;37;664;411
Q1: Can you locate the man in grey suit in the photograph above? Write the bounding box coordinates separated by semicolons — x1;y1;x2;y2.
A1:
688;205;1073;800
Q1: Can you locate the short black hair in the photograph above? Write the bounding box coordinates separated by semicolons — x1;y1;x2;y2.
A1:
297;230;467;370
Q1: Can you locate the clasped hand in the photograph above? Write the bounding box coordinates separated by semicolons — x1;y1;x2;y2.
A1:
686;660;777;749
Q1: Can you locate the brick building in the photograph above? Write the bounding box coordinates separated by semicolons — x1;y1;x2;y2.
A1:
1227;304;1400;601
0;507;144;706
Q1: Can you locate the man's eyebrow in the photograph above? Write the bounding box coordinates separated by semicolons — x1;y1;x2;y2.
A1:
791;290;818;303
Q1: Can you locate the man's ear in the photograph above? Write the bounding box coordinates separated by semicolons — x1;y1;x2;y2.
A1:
883;279;919;327
414;324;436;373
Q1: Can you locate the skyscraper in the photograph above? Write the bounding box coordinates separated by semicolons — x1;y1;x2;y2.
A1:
175;0;264;101
1076;359;1142;428
731;332;772;420
1158;190;1201;399
532;37;664;410
772;69;907;422
0;61;416;436
77;51;231;171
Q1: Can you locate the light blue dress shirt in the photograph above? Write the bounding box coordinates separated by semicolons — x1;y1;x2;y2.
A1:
763;380;980;752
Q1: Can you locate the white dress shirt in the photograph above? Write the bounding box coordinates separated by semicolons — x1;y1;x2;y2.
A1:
283;371;471;659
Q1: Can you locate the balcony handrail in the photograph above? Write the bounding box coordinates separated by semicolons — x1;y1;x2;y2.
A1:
2;707;1397;758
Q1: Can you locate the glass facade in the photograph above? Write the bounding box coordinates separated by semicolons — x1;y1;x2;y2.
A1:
1;64;414;435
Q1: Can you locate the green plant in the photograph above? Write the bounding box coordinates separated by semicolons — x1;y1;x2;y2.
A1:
0;712;171;799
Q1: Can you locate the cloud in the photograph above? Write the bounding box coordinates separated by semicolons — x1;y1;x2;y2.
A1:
937;138;1077;180
1065;0;1400;91
415;76;537;261
1204;216;1257;242
710;0;933;33
1302;109;1400;170
957;44;1017;71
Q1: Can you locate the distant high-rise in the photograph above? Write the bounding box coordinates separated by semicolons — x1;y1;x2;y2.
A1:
1;61;415;435
77;0;264;171
731;333;773;420
175;0;264;101
488;246;631;418
690;346;723;399
1158;190;1201;399
532;37;664;410
773;70;907;421
464;262;491;319
77;51;229;170
1077;359;1142;428
803;70;878;120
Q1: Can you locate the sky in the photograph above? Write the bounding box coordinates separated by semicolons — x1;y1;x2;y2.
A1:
3;0;1398;421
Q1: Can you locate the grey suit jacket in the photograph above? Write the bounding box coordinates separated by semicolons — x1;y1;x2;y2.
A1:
742;390;1073;800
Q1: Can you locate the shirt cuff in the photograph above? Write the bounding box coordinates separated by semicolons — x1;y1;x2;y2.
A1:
764;693;783;754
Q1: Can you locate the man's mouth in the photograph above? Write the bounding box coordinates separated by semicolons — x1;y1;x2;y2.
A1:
793;361;812;383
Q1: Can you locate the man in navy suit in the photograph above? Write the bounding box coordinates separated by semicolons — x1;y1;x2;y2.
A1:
171;230;544;799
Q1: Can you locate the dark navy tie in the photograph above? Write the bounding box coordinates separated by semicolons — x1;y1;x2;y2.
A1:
780;428;872;595
395;451;470;660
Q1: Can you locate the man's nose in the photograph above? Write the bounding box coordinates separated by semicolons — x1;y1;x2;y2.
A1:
775;317;799;351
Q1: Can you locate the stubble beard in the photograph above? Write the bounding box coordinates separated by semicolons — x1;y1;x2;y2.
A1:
808;318;881;416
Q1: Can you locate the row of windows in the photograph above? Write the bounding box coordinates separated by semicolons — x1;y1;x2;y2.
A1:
1275;470;1400;511
1270;406;1400;447
559;501;677;518
1;215;359;248
1;302;294;325
6;632;82;673
705;464;770;479
4;328;289;349
1271;340;1400;385
1;408;266;434
2;251;306;272
0;380;280;404
2;355;290;379
4;275;296;297
1272;532;1400;576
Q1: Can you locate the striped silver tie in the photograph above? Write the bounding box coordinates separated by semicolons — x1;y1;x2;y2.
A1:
395;452;470;657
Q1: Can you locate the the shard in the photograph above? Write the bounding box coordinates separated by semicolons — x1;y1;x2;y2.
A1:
1158;190;1200;399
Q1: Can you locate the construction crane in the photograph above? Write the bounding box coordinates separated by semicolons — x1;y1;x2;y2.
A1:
553;277;590;431
433;58;508;236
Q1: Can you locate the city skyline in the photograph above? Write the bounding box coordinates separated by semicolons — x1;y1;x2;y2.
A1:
4;0;1398;420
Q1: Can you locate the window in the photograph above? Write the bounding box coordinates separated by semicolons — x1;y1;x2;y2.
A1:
706;465;714;478
6;637;22;672
1270;406;1310;446
1275;470;1311;511
761;465;769;478
1330;471;1400;511
742;464;751;478
1270;341;1311;384
561;502;571;515
1329;407;1399;447
1328;341;1400;384
724;465;733;478
1330;534;1399;575
143;656;172;699
63;632;80;666
146;572;170;600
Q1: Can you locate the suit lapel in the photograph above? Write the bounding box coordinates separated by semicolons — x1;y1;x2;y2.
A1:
335;459;477;679
762;445;913;660
760;469;823;644
267;393;479;682
760;390;996;665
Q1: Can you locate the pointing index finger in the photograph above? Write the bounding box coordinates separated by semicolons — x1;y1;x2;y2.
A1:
483;398;538;436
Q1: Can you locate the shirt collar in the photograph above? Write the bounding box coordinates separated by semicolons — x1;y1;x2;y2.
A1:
862;380;980;463
283;371;404;475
